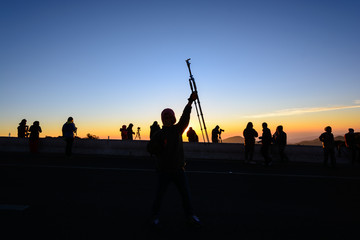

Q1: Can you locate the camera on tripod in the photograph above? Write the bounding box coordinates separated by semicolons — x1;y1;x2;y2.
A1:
220;129;224;133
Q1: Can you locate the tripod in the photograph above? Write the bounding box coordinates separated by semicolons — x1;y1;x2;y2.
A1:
186;58;210;143
135;127;141;140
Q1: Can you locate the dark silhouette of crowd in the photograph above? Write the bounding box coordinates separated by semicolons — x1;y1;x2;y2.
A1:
118;123;142;141
13;117;360;167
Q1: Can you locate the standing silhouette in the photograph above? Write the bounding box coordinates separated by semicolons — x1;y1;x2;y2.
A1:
150;121;161;139
319;126;336;168
212;125;221;143
127;123;135;140
344;128;357;165
120;125;128;140
62;117;77;159
243;122;258;163
187;127;199;142
149;92;202;228
273;125;289;164
17;119;29;138
29;121;42;153
260;122;272;166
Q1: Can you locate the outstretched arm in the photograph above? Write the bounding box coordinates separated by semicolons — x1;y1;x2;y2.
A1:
178;92;198;133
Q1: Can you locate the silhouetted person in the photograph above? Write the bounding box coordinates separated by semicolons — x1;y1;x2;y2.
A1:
319;126;336;168
243;122;258;163
212;125;221;143
187;127;198;142
259;122;272;166
127;123;135;140
29;121;42;153
17;119;29;138
62;117;77;159
344;128;357;165
120;125;128;140
150;121;161;139
149;91;202;228
273;125;289;164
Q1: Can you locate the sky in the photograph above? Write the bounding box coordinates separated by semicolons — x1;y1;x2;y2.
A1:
1;0;359;143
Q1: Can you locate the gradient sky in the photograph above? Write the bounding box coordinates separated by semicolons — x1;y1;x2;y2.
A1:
1;0;359;143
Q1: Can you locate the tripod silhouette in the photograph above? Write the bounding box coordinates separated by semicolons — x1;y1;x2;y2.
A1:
135;127;141;140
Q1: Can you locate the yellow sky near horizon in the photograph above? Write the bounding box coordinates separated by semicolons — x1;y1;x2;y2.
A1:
3;107;359;143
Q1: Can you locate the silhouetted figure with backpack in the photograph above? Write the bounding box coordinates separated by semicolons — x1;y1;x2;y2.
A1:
319;126;336;168
147;92;202;228
120;125;128;140
29;121;42;153
17;119;29;138
243;122;258;163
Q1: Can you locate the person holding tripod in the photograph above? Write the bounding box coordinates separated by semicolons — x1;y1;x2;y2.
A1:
149;91;202;228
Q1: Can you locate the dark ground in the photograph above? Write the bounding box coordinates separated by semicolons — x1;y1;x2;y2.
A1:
1;152;359;240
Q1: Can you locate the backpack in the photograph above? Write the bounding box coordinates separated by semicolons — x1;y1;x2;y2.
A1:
147;130;165;155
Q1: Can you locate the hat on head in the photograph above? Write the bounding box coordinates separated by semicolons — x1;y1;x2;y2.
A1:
161;108;176;125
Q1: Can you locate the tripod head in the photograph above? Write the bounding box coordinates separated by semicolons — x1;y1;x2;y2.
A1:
186;58;193;78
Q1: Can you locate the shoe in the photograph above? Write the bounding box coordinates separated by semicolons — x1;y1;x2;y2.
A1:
151;215;161;229
187;215;203;228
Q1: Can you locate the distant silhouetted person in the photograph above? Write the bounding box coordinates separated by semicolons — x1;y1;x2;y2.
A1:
319;126;336;168
17;119;29;138
29;121;42;153
187;127;199;142
212;125;221;143
344;128;357;165
150;121;161;139
259;122;272;166
120;125;128;140
62;117;77;159
273;125;289;164
148;91;202;228
243;122;258;163
127;123;135;140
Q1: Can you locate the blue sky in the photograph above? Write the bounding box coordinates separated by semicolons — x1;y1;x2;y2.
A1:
1;0;359;142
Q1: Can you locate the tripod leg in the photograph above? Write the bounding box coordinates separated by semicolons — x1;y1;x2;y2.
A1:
193;100;205;143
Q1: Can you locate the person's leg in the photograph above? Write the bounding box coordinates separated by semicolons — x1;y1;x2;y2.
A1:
244;145;249;162
261;145;266;162
263;145;272;165
65;138;74;157
249;145;255;162
172;169;194;216
330;148;336;168
172;169;202;227
152;172;170;216
323;149;329;166
349;147;357;164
